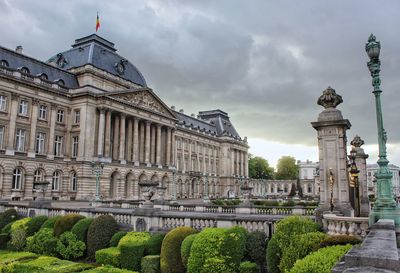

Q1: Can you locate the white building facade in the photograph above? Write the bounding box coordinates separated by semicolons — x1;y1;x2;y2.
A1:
367;163;400;198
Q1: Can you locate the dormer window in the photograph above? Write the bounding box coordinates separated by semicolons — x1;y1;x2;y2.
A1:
56;79;65;86
38;73;48;80
0;60;9;67
19;67;30;74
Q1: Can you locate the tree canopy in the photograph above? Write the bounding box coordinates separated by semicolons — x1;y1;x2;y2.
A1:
275;156;299;180
248;156;274;179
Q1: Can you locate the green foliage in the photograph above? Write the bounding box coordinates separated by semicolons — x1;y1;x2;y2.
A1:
26;228;59;256
0;234;9;249
0;250;38;263
187;227;247;273
41;216;61;229
248;156;274;179
146;233;166;255
87;215;118;260
81;265;138;273
96;247;121;268
54;214;85;237
26;216;48;237
9;218;31;251
212;199;241;206
266;236;281;273
109;231;127;247
1;222;15;235
0;209;18;231
288;244;352;273
201;257;231;273
244;231;267;270
239;261;260;273
288;183;296;197
56;231;86;260
141;255;160;273
275;156;299;180
118;232;151;271
319;235;361;248
180;234;197;269
71;218;94;244
10;218;31;233
279;232;327;272
160;226;197;273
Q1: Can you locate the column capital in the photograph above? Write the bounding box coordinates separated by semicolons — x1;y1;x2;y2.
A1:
97;107;107;113
32;98;40;106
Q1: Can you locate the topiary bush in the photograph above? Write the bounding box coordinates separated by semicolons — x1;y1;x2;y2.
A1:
119;232;151;271
239;261;260;273
319;235;361;248
54;213;85;237
1;221;14;234
56;231;86;260
244;231;267;271
71;217;94;243
146;232;166;255
87;215;118;260
202;257;231;273
9;217;31;251
11;255;93;272
0;209;18;230
41;215;62;229
26;227;59;256
288;244;352;273
26;215;48;237
279;231;327;272
96;247;121;268
82;265;139;273
141;255;160;273
110;231;127;247
180;233;197;269
266;236;281;273
160;226;197;273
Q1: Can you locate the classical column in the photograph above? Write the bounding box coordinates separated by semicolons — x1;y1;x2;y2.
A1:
97;108;106;157
64;109;72;160
139;121;145;163
126;119;133;162
145;121;151;166
27;99;39;158
133;118;139;165
166;128;171;166
231;149;235;176
112;115;120;160
156;124;162;168
119;114;126;164
236;150;240;175
182;139;186;173
208;146;212;173
214;148;217;175
151;125;156;164
5;94;19;155
244;152;249;177
240;151;244;176
203;145;207;173
171;129;176;168
104;110;112;158
47;103;57;160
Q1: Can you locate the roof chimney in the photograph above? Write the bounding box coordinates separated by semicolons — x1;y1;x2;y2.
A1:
171;105;175;111
15;46;23;54
179;109;184;113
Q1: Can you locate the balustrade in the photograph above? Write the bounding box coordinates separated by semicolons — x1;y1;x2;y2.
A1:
322;214;369;239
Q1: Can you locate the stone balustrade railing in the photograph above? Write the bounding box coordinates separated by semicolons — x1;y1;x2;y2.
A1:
322;213;369;239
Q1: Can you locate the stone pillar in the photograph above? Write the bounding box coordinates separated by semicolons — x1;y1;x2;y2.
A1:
139;121;145;163
182;139;186;173
156;124;162;168
231;149;235;176
119;114;126;164
150;125;156;164
5;94;19;155
47;103;57;160
188;141;192;171
203;145;207;173
244;152;249;177
126;119;133;162
97;108;106;157
236;150;240;175
145;121;151;166
171;129;176;167
166;128;171;166
208;146;212;173
104;110;112;159
112;115;120;161
133;118;139;165
311;87;353;216
214;148;218;175
27;99;39;158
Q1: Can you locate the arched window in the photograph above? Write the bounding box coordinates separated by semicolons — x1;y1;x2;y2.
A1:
12;168;23;190
52;171;61;191
71;172;77;192
33;169;44;183
0;60;9;67
19;67;30;74
38;73;48;80
56;79;65;87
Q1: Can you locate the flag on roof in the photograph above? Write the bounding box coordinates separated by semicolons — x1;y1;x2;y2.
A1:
96;13;100;32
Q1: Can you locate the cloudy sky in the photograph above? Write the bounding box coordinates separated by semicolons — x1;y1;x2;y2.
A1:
1;0;399;167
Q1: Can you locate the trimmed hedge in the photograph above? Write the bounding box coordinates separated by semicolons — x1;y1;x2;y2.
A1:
279;231;327;272
9;217;31;251
202;257;231;273
146;233;166;255
141;255;160;273
96;247;121;268
110;231;127;247
161;227;197;273
54;214;85;237
180;234;197;269
81;265;138;273
288;244;352;273
87;215;118;260
71;218;94;243
56;231;86;260
26;228;59;256
26;215;48;237
41;216;62;229
0;250;38;263
239;261;260;273
119;232;151;271
0;209;18;230
319;235;361;248
244;231;267;270
1;222;15;234
266;236;281;273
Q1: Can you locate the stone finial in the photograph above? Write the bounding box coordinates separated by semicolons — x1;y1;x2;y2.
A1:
317;86;343;109
351;135;364;147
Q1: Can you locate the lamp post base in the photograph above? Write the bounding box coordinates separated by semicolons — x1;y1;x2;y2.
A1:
369;207;400;230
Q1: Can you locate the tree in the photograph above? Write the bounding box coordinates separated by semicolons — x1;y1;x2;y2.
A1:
248;156;274;179
276;156;299;180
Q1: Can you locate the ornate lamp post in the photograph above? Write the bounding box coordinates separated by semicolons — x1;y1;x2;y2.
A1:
91;161;104;202
366;34;400;226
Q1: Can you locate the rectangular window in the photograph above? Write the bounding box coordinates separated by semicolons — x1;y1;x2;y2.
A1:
74;110;80;124
57;109;64;123
72;136;79;158
35;132;46;154
0;95;7;111
18;100;28;116
54;135;63;156
0;126;4;149
38;105;47;120
15;128;26;152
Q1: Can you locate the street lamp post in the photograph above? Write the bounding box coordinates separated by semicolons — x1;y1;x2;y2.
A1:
366;34;400;226
91;161;104;202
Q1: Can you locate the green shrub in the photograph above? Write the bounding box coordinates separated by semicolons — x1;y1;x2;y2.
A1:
279;231;327;272
26;228;59;256
71;218;94;243
266;236;281;273
141;255;160;273
9;218;31;251
54;214;85;237
119;232;151;271
319;235;361;248
0;209;18;230
87;215;118;260
288;244;352;273
239;261;260;273
26;215;48;237
96;247;121;268
12;255;93;273
160;226;197;273
180;234;197;269
41;215;62;229
0;233;9;249
81;265;138;273
109;231;127;247
0;251;38;263
1;222;15;234
56;231;86;260
244;231;267;270
146;233;166;255
202;257;231;273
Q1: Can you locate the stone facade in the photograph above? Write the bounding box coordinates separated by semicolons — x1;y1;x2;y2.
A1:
0;34;249;201
367;163;400;198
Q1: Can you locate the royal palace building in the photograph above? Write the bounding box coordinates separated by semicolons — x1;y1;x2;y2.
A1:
0;34;249;201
